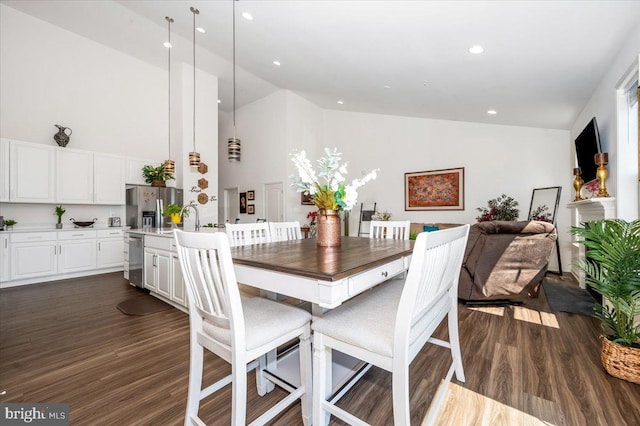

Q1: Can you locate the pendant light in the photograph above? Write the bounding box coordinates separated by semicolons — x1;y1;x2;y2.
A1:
227;0;241;161
189;6;201;168
163;16;176;176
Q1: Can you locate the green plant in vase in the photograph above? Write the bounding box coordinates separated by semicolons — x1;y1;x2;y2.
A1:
4;219;16;229
142;164;174;187
571;219;640;383
162;203;187;226
476;194;520;222
54;205;66;229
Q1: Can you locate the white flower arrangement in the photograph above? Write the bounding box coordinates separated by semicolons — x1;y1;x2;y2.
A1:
289;147;378;211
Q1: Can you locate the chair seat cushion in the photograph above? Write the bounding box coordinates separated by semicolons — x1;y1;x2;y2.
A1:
312;280;449;357
203;297;311;350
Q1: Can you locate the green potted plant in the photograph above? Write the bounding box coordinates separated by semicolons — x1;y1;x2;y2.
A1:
142;164;173;187
162;203;187;226
54;205;66;229
571;219;640;384
3;219;16;230
476;194;520;222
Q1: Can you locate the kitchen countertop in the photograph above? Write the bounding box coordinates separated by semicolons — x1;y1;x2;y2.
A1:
1;226;130;234
127;227;220;237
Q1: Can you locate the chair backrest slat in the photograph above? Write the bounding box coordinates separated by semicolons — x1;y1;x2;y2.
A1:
370;220;411;240
394;225;470;353
174;230;245;340
225;222;272;246
269;221;303;242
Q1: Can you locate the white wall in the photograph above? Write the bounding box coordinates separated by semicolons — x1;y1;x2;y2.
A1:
219;89;571;270
570;24;640;220
0;5;218;227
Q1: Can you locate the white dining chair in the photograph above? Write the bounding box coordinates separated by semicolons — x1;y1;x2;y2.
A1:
174;230;312;426
225;222;272;247
269;221;303;242
312;224;470;426
369;220;411;240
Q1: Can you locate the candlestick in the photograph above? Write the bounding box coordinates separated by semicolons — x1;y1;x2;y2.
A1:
572;168;586;201
594;152;610;197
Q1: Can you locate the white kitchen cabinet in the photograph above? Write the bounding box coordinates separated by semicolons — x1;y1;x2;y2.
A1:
94;153;125;205
10;141;56;203
143;247;170;297
56;148;94;204
58;239;97;273
97;229;124;268
10;233;58;280
171;252;186;306
0;139;9;202
0;235;9;282
123;235;130;280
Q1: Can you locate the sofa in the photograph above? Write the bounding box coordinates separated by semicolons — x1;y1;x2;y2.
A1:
457;220;557;301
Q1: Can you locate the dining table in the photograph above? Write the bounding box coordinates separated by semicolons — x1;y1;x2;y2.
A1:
231;236;414;400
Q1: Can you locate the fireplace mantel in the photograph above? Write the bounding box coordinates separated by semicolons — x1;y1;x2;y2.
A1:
567;197;616;287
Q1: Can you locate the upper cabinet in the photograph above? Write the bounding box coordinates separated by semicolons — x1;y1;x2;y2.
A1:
3;140;130;205
0;139;9;202
10;141;56;203
94;153;125;204
57;148;94;203
125;158;155;185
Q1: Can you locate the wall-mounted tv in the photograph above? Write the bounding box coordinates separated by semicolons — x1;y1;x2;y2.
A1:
574;117;602;183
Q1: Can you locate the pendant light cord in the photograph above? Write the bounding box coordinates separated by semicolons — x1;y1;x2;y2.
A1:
166;17;172;159
191;7;199;153
233;0;237;138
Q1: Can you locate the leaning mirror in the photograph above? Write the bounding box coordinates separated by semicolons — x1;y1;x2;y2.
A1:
528;186;562;224
528;186;562;274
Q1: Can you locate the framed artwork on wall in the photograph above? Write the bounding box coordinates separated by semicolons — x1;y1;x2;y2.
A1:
240;192;247;214
404;167;465;211
301;192;314;205
247;190;255;200
247;204;255;214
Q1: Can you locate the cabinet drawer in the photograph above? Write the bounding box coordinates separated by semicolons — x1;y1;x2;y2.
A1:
11;232;57;243
98;229;124;238
145;235;174;251
58;230;97;240
347;258;405;297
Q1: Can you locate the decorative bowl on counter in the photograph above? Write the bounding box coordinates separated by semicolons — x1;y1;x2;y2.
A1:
69;218;98;228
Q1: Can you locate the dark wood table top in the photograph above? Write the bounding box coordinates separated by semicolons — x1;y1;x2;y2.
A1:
231;236;414;282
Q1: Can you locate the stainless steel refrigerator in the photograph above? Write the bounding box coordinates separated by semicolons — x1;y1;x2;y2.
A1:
125;185;183;229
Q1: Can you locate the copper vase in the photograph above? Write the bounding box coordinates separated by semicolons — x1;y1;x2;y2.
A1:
317;209;341;247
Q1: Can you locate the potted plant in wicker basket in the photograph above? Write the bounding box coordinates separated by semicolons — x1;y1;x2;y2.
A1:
142;164;173;187
571;219;640;384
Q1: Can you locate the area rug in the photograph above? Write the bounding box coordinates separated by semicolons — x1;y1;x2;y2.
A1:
542;280;596;317
117;295;172;316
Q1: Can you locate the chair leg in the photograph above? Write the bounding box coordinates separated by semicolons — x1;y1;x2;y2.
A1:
299;325;312;426
185;343;204;426
312;334;331;426
231;359;247;426
392;364;411;426
448;309;465;383
256;354;268;397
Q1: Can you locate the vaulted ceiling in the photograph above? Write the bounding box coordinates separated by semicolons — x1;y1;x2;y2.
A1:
5;0;640;129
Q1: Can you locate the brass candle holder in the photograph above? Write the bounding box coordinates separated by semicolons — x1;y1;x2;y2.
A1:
572;167;586;201
594;152;610;197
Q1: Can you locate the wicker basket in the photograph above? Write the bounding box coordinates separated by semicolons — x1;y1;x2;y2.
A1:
601;337;640;384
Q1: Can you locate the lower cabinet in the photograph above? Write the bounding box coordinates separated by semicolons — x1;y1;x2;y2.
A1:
97;232;124;269
58;239;97;273
143;235;186;309
0;235;9;282
10;240;57;280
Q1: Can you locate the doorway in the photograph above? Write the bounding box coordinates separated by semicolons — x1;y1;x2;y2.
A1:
224;187;239;224
264;182;284;222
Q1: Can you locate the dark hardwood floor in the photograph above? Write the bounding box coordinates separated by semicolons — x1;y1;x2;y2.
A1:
1;273;638;425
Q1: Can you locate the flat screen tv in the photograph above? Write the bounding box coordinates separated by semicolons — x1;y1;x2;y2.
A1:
574;117;602;183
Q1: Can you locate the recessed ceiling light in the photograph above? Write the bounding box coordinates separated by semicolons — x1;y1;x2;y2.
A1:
241;12;253;21
468;45;485;54
272;60;281;66
217;99;221;104
423;80;428;86
487;109;497;115
337;100;344;105
383;85;391;89
196;27;206;33
163;42;172;48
